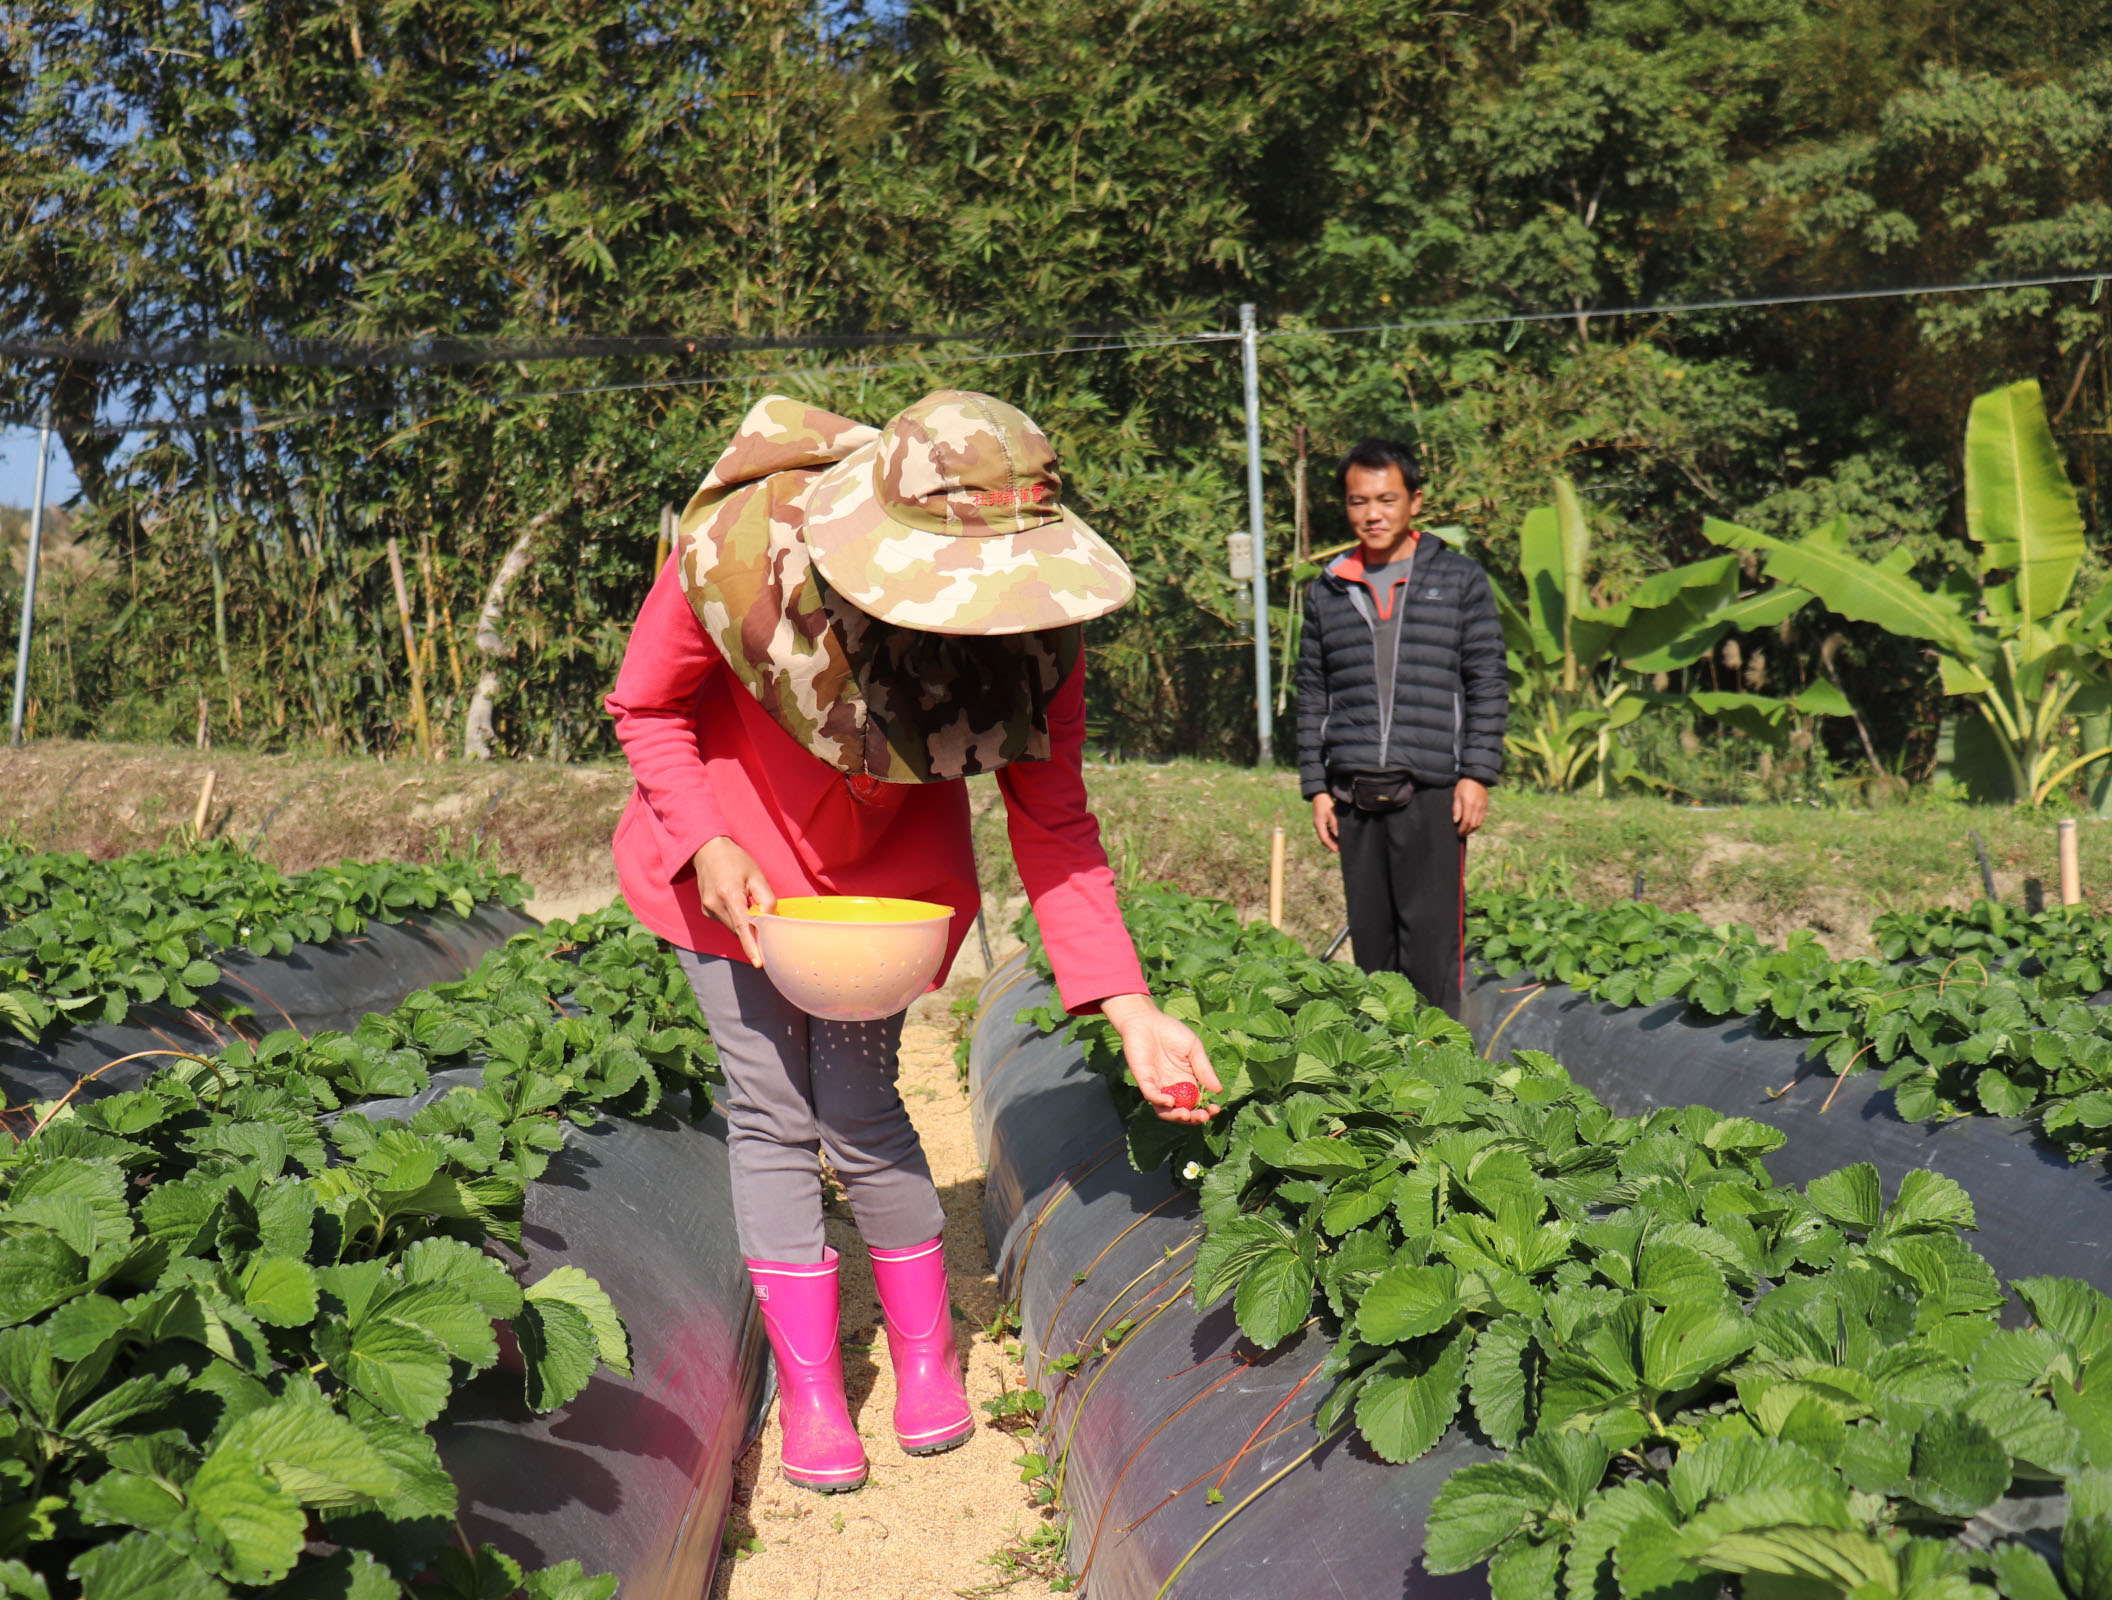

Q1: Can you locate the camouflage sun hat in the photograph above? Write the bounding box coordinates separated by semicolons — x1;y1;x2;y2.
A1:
800;389;1135;636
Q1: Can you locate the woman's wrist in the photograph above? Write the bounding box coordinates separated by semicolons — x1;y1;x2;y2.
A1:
1099;992;1155;1028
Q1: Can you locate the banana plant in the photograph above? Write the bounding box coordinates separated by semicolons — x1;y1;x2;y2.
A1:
1497;477;1816;794
1704;380;2112;807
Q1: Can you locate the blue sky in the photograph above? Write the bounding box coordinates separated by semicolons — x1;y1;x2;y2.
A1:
0;426;81;510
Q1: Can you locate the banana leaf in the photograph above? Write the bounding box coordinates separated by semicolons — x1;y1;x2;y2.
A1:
1701;516;1977;657
1967;379;2085;625
1621;581;1810;674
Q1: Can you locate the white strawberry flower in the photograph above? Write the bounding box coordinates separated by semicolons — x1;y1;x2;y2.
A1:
1181;1161;1205;1181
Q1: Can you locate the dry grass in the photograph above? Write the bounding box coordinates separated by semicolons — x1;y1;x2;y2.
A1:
3;740;2099;955
0;741;628;911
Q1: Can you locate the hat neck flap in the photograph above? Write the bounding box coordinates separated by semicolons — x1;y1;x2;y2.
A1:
674;396;1081;785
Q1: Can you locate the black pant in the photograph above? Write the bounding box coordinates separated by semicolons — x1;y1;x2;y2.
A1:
1337;785;1465;1017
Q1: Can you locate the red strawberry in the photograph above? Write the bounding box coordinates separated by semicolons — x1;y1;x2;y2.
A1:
1167;1081;1200;1110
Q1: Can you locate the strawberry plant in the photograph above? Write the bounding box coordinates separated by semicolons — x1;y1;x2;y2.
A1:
1013;885;2112;1598
1875;899;2112;993
0;902;717;1599
0;839;528;1044
1468;888;2112;1160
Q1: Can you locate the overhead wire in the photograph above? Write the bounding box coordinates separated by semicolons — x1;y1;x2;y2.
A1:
4;268;2105;440
1282;267;2112;341
3;329;1237;440
0;321;1191;370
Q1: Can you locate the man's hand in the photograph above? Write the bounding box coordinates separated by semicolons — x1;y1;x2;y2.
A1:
1311;792;1341;855
692;836;775;965
1101;993;1221;1124
1453;778;1490;839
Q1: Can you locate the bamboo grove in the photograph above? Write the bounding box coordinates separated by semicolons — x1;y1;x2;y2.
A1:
4;0;2112;775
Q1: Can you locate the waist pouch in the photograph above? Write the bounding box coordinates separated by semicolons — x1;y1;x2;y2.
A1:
1348;771;1416;812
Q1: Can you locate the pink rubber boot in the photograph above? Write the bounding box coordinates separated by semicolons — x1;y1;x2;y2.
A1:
868;1238;975;1456
746;1250;868;1493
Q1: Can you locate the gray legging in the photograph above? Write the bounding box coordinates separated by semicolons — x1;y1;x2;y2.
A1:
678;949;946;1264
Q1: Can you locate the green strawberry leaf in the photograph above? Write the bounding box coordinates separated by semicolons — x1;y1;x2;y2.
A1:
516;1299;599;1415
239;1257;319;1329
523;1266;631;1377
1423;1462;1557;1571
1804;1163;1882;1232
1905;1409;2011;1516
1232;1244;1315;1349
1357;1262;1462;1346
1466;1317;1540;1449
69;1530;229;1600
522;1560;620;1600
187;1442;306;1585
314;1315;453;1425
1355;1324;1474;1464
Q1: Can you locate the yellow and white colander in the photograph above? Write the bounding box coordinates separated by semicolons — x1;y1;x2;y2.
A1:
752;896;954;1023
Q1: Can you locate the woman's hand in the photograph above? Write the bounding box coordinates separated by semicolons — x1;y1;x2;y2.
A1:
691;836;775;965
1101;993;1221;1124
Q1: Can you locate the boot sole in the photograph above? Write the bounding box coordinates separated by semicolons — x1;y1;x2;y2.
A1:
900;1422;975;1456
785;1469;868;1494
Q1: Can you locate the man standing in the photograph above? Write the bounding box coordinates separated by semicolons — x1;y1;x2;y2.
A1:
1296;438;1507;1016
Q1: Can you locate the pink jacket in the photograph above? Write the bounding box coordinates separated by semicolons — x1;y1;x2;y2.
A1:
604;554;1146;1013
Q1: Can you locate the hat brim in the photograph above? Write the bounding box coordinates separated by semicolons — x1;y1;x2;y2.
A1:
801;439;1134;636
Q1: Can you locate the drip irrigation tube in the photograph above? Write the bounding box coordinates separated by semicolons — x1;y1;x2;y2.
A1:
0;903;540;1106
1460;966;2112;1296
363;1068;772;1600
971;955;1493;1599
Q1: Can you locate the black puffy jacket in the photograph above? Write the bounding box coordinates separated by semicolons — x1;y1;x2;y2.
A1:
1294;540;1508;798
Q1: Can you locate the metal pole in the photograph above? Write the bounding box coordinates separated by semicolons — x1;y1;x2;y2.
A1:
9;402;53;748
1240;303;1272;763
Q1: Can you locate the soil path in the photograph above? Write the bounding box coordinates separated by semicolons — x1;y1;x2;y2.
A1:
710;954;1060;1600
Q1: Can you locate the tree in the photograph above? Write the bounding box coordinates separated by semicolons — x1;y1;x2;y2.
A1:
1498;476;1830;794
1706;380;2112;806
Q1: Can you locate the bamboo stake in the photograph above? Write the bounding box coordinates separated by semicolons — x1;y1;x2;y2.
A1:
385;538;433;759
192;769;216;836
1292;424;1309;563
416;531;441;684
1268;825;1286;929
2061;817;2082;906
654;501;675;577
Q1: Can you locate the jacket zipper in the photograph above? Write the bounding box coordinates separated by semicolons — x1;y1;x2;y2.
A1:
1327;545;1421;772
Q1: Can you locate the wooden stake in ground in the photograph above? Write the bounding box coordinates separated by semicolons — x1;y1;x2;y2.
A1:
1268;824;1286;929
2061;817;2082;906
194;695;210;750
655;501;676;578
386;538;434;760
192;769;216;837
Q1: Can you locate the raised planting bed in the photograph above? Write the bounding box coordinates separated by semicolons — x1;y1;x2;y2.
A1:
1459;965;2112;1298
1461;890;2112;1294
0;837;530;1049
0;903;767;1600
1466;888;2112;1150
365;1070;771;1600
973;953;1492;1599
0;840;536;1110
973;884;2112;1600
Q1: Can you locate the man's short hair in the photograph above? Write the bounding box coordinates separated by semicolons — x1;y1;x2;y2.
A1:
1335;438;1426;495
